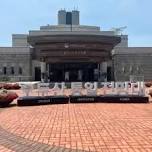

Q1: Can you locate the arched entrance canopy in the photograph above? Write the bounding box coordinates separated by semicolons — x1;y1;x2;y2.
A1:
28;33;121;82
28;33;121;62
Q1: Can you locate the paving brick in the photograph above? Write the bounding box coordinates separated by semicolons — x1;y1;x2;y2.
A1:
0;89;152;151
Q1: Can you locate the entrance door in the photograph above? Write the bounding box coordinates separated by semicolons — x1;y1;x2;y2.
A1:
49;63;98;82
69;70;78;81
35;67;41;81
107;67;112;81
51;70;64;82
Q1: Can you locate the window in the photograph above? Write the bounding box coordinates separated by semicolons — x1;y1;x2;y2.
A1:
129;66;133;74
19;67;22;75
122;66;125;73
11;67;15;75
3;67;7;75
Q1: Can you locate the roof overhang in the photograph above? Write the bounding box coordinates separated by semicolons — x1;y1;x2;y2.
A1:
28;34;121;47
28;34;121;62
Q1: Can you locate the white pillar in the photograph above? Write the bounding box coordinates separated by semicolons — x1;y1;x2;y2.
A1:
65;71;69;81
98;63;101;81
40;62;46;82
101;62;107;82
47;63;50;82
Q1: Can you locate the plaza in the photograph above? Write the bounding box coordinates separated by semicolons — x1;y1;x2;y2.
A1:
0;89;152;152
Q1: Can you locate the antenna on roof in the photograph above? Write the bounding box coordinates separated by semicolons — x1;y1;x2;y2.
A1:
110;26;127;35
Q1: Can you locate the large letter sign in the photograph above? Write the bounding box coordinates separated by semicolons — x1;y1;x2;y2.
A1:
34;81;145;97
84;82;97;95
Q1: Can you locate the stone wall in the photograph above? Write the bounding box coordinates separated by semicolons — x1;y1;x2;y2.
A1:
113;47;152;81
0;47;32;82
12;34;29;47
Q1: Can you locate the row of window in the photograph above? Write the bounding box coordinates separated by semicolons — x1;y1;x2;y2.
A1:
3;67;22;75
120;66;142;74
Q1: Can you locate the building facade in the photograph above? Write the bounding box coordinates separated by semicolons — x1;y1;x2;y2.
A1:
0;10;152;82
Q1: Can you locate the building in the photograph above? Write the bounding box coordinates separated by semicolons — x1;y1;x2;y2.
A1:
0;10;152;82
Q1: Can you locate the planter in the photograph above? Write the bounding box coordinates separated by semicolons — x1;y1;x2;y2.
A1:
149;89;152;97
145;82;152;88
0;83;21;90
0;100;14;107
0;89;18;107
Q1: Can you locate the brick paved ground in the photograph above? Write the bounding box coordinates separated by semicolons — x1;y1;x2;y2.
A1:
0;145;14;152
0;107;86;152
0;89;152;152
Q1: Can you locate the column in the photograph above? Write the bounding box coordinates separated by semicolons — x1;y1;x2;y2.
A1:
47;63;50;82
98;63;103;81
101;62;107;82
98;63;101;81
65;71;69;82
40;61;46;82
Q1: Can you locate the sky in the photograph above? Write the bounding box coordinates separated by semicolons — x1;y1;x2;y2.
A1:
0;0;152;47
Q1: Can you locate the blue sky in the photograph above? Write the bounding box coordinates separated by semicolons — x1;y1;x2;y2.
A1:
0;0;151;47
